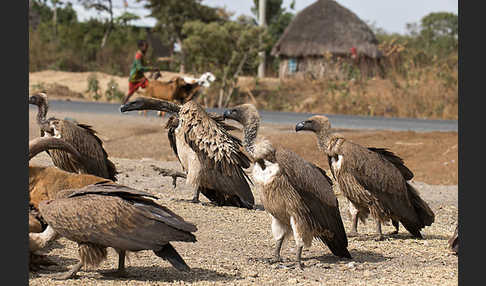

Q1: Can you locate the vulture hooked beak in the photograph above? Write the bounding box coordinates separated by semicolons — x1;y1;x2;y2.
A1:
120;100;144;113
120;97;181;114
222;109;236;121
295;120;308;132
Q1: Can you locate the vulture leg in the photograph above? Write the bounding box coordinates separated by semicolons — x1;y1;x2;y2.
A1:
290;217;306;269
295;246;304;270
374;220;384;241
116;250;129;276
268;215;288;264
103;249;129;277
348;201;360;237
273;237;285;263
389;219;400;235
190;184;201;203
53;261;83;280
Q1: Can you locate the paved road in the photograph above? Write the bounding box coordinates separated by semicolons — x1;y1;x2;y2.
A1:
30;100;458;132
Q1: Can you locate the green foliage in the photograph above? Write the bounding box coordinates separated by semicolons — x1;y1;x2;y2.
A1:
30;82;46;93
139;0;222;45
29;1;150;74
105;79;124;102
182;20;270;107
86;73;101;100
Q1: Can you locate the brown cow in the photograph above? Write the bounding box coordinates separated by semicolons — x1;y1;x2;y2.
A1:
139;72;215;117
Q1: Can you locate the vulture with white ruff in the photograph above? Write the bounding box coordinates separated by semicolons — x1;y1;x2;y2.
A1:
223;104;351;268
34;182;197;279
295;115;435;239
120;97;255;209
29;92;118;181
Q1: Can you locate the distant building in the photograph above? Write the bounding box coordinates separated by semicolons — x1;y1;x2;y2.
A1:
271;0;383;79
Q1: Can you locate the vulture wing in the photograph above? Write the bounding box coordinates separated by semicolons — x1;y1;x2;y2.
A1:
49;120;118;181
340;142;410;198
180;102;254;204
65;182;160;200
39;184;197;252
337;141;434;236
165;115;181;165
276;149;349;256
368;147;414;180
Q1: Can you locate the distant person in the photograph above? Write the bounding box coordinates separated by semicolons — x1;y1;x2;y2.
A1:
122;39;157;104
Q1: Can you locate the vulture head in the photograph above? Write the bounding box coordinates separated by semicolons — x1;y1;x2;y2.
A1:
295;115;331;134
223;103;260;126
29;92;48;107
120;96;181;114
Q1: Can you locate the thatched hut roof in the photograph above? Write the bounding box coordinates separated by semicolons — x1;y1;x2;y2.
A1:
271;0;382;58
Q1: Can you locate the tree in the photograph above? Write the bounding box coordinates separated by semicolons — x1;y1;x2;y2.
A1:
419;12;458;54
405;12;458;57
250;0;294;75
138;0;222;73
78;0;115;49
182;19;270;107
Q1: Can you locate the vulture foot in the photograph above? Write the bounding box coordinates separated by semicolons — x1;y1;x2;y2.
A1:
387;230;399;236
268;257;283;265
29;253;57;272
53;261;83;280
347;231;359;238
277;262;304;270
373;234;386;241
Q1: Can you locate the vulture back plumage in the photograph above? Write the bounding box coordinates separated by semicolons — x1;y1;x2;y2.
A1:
38;182;197;272
121;97;255;208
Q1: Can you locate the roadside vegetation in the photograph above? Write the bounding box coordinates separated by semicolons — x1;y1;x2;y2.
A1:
29;1;457;120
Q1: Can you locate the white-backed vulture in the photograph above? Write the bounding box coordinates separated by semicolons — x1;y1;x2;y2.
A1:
35;182;197;279
448;224;458;255
29;92;118;181
223;104;351;268
120;97;255;209
295;115;435;239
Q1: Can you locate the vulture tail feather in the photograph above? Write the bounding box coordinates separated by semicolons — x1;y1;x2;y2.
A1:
398;183;435;238
320;235;352;259
407;183;435;227
154;243;190;272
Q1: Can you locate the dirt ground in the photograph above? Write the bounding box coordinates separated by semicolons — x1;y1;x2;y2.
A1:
28;106;458;285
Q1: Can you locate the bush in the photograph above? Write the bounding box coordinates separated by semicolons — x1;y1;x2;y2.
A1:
105;79;125;102
86;73;101;101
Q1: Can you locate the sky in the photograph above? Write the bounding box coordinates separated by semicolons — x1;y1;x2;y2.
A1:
72;0;458;35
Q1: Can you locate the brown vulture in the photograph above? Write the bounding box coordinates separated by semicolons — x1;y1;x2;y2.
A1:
223;104;351;269
120;96;255;209
35;182;197;279
295;115;435;240
29;92;117;181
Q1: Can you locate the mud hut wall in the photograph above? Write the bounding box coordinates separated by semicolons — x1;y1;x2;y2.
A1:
278;55;382;80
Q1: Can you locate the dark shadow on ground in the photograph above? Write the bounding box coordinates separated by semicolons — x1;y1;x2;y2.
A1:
305;249;387;264
96;266;241;283
348;232;448;241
